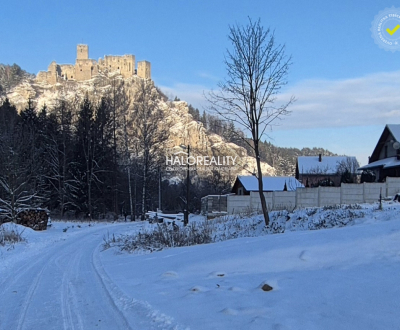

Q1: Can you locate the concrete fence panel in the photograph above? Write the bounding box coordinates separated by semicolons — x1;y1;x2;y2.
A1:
341;184;364;204
319;187;341;206
364;183;386;203
386;177;400;196
272;191;296;210
227;195;251;214
249;192;273;212
296;188;319;208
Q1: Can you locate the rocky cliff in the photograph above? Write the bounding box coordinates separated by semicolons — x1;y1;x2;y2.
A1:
5;73;275;180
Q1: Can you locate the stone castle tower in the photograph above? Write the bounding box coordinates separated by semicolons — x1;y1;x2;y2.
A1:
77;44;89;60
37;44;151;84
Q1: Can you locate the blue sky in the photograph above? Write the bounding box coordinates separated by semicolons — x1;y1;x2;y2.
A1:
2;0;400;165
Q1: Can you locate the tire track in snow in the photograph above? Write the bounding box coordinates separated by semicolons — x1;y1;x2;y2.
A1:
15;260;49;330
1;228;100;330
2;222;164;330
89;246;133;330
58;250;84;330
92;245;188;330
0;248;53;293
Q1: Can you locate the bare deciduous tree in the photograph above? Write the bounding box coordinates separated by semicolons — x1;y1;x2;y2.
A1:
208;18;294;226
336;157;360;183
130;80;169;220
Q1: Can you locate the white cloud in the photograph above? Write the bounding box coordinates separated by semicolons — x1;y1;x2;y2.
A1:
276;71;400;130
160;70;400;129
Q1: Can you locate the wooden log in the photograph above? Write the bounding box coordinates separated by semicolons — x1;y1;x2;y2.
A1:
17;209;49;231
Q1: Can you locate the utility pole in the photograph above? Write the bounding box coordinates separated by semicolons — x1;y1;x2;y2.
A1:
158;166;162;212
185;145;190;226
180;144;190;226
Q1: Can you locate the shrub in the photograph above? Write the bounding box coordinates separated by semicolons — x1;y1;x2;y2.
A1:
0;224;26;246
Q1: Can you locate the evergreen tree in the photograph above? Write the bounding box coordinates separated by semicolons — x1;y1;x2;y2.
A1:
73;98;97;219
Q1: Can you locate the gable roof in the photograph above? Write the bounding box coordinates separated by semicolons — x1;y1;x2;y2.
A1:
297;156;356;175
370;124;400;162
234;176;304;192
387;124;400;142
359;156;400;170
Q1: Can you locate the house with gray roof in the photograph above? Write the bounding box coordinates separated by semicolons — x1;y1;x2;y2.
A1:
359;124;400;182
231;175;303;195
296;154;358;187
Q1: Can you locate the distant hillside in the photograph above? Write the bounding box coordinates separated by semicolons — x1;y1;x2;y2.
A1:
185;102;337;177
255;142;337;176
0;64;34;95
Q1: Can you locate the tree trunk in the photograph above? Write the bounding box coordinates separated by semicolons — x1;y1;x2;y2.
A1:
141;162;146;220
255;145;270;226
127;166;133;221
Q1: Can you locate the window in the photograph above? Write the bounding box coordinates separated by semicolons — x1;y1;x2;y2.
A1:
71;76;73;78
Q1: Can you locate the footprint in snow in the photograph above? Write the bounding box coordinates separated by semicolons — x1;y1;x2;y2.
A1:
221;308;239;315
162;271;178;278
299;250;307;261
190;286;208;292
209;271;226;278
228;286;245;292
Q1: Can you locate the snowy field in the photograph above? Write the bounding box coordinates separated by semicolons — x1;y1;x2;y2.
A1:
1;203;400;329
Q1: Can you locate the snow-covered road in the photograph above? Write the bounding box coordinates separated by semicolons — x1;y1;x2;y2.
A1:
2;205;400;330
0;223;146;330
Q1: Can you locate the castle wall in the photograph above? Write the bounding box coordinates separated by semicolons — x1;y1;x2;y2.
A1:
99;55;135;78
59;64;75;80
36;71;54;84
35;44;150;83
46;62;60;84
75;59;98;81
137;61;151;79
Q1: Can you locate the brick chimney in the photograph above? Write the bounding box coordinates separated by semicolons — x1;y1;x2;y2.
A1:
319;154;322;162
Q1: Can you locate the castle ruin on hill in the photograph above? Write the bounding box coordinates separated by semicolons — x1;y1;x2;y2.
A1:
36;44;151;84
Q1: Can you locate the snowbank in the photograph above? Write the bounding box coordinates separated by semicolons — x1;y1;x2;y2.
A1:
100;202;400;329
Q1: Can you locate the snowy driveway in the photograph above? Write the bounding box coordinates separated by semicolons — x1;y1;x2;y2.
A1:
0;223;148;330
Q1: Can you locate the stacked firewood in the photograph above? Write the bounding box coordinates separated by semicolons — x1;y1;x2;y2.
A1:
17;209;49;231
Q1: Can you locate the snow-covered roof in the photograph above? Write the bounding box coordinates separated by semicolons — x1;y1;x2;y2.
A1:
358;156;400;170
386;124;400;142
237;176;304;192
297;156;356;175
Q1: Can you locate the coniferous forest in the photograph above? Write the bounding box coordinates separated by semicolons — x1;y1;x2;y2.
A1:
0;93;233;221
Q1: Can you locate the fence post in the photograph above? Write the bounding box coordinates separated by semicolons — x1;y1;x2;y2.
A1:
272;191;275;211
340;185;343;205
318;186;321;207
386;179;389;197
363;182;366;203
